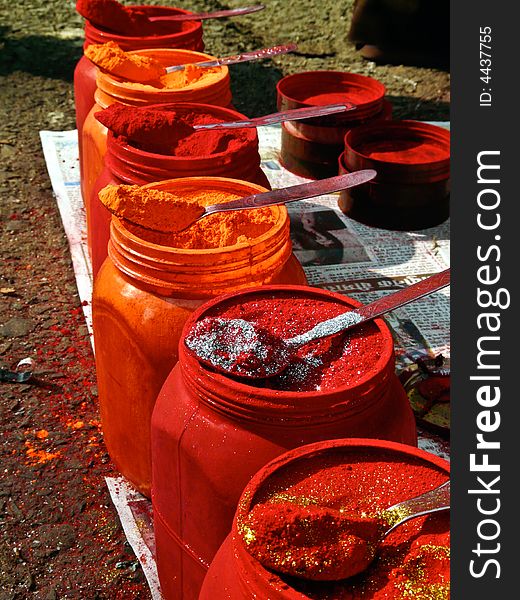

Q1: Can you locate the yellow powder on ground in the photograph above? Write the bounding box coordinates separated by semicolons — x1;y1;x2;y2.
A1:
123;188;277;249
98;184;205;232
85;41;165;81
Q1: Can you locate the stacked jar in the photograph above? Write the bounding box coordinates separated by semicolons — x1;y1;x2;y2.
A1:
89;102;271;277
338;120;450;230
277;71;392;179
74;4;204;137
92;177;308;502
80;48;232;213
151;285;417;599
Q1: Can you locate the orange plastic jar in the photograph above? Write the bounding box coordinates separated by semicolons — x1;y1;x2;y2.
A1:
80;48;232;212
89;102;271;278
200;438;450;600
91;177;307;500
151;286;416;599
74;5;204;137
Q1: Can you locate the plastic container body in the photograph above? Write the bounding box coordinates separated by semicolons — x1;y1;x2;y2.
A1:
92;177;307;500
151;286;416;600
277;71;389;179
338;120;450;230
74;5;204;137
80;48;232;212
200;438;450;599
89;102;271;277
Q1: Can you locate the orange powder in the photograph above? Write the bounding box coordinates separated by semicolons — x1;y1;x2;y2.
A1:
117;187;277;249
159;65;222;89
84;41;165;81
98;184;205;232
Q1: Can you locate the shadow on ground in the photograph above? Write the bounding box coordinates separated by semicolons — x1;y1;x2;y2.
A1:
386;95;450;121
0;26;82;81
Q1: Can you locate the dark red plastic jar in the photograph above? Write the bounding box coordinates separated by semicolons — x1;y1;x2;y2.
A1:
338;120;450;230
276;71;389;179
74;5;204;138
200;438;450;599
151;286;416;599
89;102;271;277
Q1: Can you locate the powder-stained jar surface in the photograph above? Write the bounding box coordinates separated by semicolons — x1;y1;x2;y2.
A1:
125;189;277;249
242;446;449;599
194;292;385;392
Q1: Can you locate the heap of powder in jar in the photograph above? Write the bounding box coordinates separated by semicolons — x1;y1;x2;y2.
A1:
239;447;450;598
98;184;276;248
185;292;385;392
76;0;184;36
84;42;222;88
95;103;254;156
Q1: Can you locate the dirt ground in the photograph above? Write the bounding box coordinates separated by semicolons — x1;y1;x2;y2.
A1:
0;1;449;598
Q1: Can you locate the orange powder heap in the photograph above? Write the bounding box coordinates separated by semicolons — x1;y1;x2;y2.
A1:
158;65;221;89
98;184;205;232
117;187;277;249
84;41;165;81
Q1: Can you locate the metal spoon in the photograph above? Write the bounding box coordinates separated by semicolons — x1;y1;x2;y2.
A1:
192;103;356;130
87;43;297;82
147;5;266;23
185;269;450;378
77;2;265;29
242;480;450;581
162;43;297;75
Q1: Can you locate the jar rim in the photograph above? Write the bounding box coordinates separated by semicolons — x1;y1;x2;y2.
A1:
95;48;229;96
105;101;258;161
179;284;395;400
83;5;201;42
110;176;286;256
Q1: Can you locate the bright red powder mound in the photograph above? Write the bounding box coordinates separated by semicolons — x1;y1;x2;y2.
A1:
95;103;254;157
305;92;363;105
200;293;386;392
76;0;184;36
247;447;450;598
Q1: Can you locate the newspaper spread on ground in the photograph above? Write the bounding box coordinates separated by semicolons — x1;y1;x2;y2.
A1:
40;124;450;599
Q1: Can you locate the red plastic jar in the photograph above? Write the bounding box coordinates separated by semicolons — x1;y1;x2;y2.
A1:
80;47;232;217
338;120;450;230
200;438;450;599
89;102;271;277
276;71;390;179
92;178;307;500
74;5;204;137
151;286;416;600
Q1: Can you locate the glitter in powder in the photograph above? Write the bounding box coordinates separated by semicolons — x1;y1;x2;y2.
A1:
185;317;289;377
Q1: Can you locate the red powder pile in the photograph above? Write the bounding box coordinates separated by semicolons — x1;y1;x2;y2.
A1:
242;447;450;598
305;92;363;106
191;293;385;392
95;103;253;157
76;0;180;36
241;503;380;580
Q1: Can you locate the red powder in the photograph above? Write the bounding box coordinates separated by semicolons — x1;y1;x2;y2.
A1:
245;447;450;598
241;503;379;580
95;104;194;154
305;92;364;106
76;0;183;35
193;293;385;392
355;136;449;163
95;103;253;157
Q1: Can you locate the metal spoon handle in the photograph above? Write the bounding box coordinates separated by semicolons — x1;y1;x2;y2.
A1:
193;103;356;130
203;171;376;218
165;43;297;73
148;5;265;22
288;269;450;345
383;480;450;535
